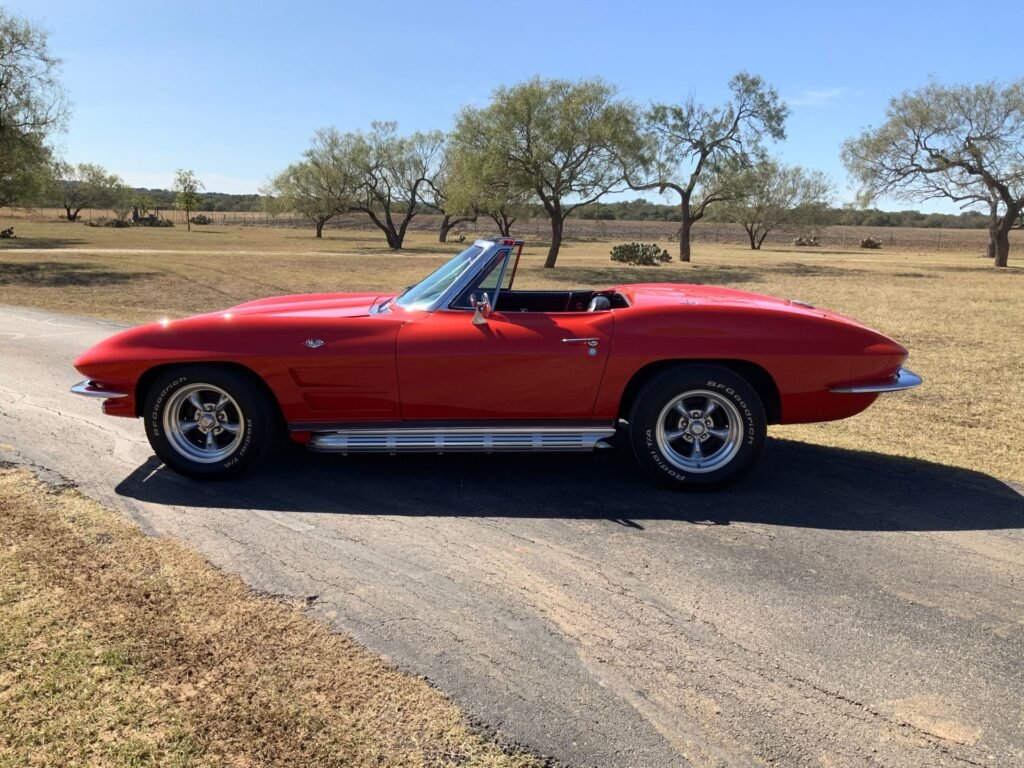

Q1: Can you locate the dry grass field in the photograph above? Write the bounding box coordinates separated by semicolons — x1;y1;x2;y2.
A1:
1;215;1021;482
0;465;542;768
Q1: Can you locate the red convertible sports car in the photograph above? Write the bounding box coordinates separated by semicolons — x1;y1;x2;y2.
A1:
72;237;920;488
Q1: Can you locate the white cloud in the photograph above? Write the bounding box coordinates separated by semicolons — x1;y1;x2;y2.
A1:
787;87;848;108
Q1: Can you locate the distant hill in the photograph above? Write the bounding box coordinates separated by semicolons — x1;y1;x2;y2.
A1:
40;186;263;213
122;188;264;212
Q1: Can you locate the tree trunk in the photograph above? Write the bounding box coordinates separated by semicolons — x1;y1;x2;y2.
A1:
65;206;77;221
186;208;191;232
315;219;324;238
987;198;998;260
994;220;1012;268
360;207;406;250
991;202;1020;268
544;216;563;269
677;195;693;262
745;224;757;250
679;216;692;262
439;213;452;243
489;211;514;237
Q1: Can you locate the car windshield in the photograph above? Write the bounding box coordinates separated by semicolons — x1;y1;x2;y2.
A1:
393;244;484;310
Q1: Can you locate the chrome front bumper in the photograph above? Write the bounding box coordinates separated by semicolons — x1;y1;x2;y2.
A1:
830;368;922;394
70;380;128;398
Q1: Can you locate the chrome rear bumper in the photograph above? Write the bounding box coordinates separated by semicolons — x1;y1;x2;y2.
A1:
70;380;128;398
830;368;922;394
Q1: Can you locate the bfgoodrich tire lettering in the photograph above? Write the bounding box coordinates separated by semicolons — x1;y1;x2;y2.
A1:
144;366;275;479
629;364;767;489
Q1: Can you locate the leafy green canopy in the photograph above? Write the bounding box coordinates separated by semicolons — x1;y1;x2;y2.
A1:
843;79;1024;265
630;72;789;261
452;77;645;266
0;9;69;210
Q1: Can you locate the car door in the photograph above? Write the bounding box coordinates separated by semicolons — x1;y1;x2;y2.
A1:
396;308;615;421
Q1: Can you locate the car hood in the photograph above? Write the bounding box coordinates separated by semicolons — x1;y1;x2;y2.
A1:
227;292;392;319
73;291;398;378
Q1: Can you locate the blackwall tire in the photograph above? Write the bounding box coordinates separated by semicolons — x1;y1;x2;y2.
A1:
143;366;275;480
629;364;767;489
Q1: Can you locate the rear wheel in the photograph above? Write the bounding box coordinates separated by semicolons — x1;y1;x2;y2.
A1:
629;365;766;489
143;366;275;479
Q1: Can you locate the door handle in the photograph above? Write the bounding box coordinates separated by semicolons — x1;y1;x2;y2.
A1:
561;337;600;347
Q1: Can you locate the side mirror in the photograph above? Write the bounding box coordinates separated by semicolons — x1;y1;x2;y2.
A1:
470;292;491;325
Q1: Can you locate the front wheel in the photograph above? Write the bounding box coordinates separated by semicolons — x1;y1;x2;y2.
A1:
628;365;767;489
144;366;276;479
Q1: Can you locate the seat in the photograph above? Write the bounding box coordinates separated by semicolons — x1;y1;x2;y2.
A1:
587;295;611;312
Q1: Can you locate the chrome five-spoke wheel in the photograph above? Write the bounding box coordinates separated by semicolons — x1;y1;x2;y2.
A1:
629;364;766;489
655;390;743;474
163;383;245;463
145;366;274;479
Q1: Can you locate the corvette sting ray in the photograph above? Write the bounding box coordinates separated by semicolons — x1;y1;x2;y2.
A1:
72;238;921;488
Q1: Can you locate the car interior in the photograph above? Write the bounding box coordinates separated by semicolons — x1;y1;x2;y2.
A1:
449;246;632;313
452;283;630;313
492;290;630;312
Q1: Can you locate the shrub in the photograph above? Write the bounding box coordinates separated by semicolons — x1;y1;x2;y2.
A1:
190;214;214;225
0;227;15;239
85;217;133;228
860;236;883;249
610;242;671;266
136;216;175;227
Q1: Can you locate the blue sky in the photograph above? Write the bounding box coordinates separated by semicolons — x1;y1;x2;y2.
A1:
10;0;1019;211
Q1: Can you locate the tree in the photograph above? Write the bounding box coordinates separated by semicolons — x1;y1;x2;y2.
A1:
110;181;134;222
265;128;354;238
173;169;204;231
444;143;533;237
452;77;645;268
0;132;52;209
134;193;155;218
269;124;443;247
721;160;833;249
842;79;1024;268
630;73;788;262
422;144;478;243
52;162;123;220
0;9;69;218
341;122;444;250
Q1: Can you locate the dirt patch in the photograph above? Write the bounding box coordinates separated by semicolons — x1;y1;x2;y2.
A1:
887;695;983;746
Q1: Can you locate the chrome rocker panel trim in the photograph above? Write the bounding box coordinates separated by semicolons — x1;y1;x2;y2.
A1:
830;368;922;394
70;380;129;398
307;425;617;453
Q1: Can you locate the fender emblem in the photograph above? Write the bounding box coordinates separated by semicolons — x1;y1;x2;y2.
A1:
304;338;325;349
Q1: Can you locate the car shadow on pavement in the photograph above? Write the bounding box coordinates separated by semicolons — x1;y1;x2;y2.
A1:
114;438;1024;532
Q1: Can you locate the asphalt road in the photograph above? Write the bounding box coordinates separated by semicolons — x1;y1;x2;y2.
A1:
1;303;1022;768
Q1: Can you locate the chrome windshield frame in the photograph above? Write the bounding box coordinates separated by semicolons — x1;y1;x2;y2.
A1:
393;239;506;313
